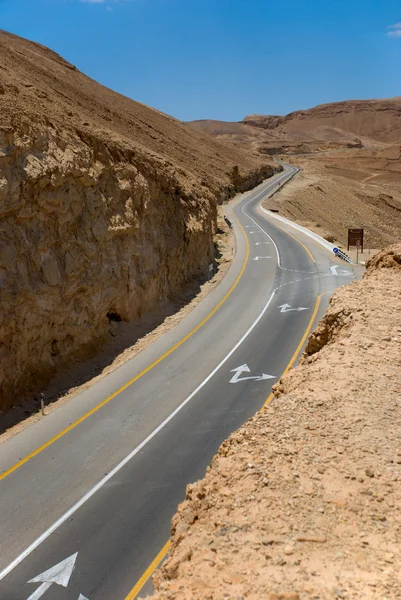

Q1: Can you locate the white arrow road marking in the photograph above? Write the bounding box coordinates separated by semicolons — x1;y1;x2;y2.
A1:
330;265;353;276
255;241;270;245
249;231;258;234
27;553;78;600
0;289;278;583
26;583;52;600
78;595;90;600
252;256;272;261
278;303;309;313
229;364;275;384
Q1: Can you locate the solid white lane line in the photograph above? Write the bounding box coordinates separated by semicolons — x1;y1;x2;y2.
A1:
0;168;292;581
239;177;284;267
0;293;278;581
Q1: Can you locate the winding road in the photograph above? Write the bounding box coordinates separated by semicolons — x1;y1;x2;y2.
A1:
0;165;354;600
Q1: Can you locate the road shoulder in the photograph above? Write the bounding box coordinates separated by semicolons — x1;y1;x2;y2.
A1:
148;243;401;600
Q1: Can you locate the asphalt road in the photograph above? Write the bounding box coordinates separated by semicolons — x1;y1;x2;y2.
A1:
0;165;354;600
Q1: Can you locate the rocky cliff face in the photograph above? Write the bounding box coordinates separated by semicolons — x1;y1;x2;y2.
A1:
148;244;401;600
0;31;275;409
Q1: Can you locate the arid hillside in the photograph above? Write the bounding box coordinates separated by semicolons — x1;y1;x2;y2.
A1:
189;100;401;249
189;119;278;150
189;97;401;152
264;148;401;249
244;97;401;144
0;30;276;410
149;243;401;600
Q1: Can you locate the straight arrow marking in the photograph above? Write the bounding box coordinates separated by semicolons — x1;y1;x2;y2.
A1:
27;553;78;600
0;268;279;586
27;582;52;600
29;553;78;587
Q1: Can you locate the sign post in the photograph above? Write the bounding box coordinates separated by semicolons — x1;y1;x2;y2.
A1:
347;228;364;253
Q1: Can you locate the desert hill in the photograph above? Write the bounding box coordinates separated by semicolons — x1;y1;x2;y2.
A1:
0;30;275;410
189;97;401;150
0;30;271;191
189;100;401;250
189;119;278;149
244;97;401;144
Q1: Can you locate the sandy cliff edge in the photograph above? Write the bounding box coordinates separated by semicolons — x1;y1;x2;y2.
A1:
147;243;401;600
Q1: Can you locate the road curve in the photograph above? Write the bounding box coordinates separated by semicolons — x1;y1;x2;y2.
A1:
0;165;354;600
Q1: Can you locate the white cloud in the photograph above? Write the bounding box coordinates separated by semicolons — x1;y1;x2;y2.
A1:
387;22;401;37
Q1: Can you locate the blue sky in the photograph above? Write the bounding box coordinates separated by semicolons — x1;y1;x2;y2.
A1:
1;0;400;121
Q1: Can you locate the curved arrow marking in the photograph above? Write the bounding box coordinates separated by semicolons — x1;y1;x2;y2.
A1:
330;265;352;276
229;364;275;383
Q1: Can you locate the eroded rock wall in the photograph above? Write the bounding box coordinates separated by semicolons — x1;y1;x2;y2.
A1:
0;124;214;408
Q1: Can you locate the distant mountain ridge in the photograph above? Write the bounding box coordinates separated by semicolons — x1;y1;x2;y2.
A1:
244;97;401;143
189;98;401;147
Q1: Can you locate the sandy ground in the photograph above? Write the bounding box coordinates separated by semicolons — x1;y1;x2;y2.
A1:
0;209;235;442
263;149;401;250
346;248;379;266
147;243;401;600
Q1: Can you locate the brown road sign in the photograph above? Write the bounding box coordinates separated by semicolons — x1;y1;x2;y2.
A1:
348;228;364;252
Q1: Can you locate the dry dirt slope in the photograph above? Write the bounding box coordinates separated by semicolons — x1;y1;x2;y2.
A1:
189;101;401;250
189;97;401;148
148;244;401;600
244;98;401;144
264;148;401;250
0;30;276;410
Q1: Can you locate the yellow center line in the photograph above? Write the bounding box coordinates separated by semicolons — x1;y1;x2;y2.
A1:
276;225;316;263
264;290;330;407
124;541;171;600
124;290;332;599
0;201;250;482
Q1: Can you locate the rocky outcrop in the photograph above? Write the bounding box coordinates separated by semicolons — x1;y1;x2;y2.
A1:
0;31;276;410
148;243;401;600
0;125;213;407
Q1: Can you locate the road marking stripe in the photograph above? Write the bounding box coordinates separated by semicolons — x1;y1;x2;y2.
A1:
0;181;289;580
124;290;329;600
264;291;329;407
124;541;171;600
274;225;316;263
239;171;319;267
0;199;255;482
0;289;278;582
